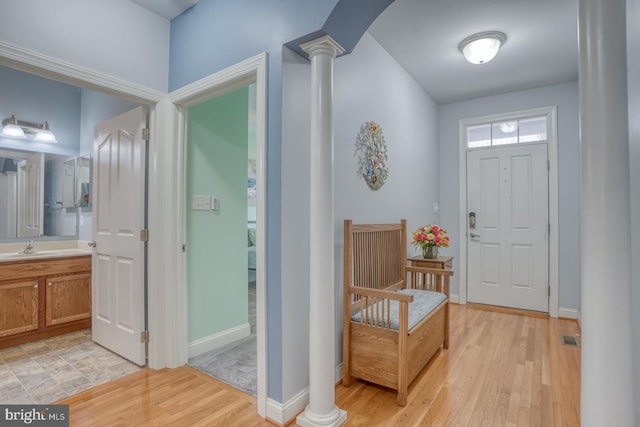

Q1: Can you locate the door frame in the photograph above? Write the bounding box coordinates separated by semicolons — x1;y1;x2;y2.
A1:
0;39;269;418
167;53;268;417
458;105;559;317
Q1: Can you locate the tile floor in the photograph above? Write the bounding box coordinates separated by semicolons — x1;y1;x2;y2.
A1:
0;329;140;404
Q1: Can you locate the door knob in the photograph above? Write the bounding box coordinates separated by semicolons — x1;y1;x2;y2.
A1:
469;232;481;238
88;241;97;248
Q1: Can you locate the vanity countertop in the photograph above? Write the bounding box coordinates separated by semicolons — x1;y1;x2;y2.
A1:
0;248;91;263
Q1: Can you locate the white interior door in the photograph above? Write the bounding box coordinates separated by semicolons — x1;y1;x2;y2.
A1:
467;143;549;312
17;152;44;237
91;106;147;366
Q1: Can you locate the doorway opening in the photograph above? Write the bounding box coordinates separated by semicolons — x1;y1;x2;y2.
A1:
167;52;268;415
184;84;259;396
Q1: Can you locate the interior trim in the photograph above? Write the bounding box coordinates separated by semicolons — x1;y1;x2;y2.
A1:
0;41;164;104
167;52;269;417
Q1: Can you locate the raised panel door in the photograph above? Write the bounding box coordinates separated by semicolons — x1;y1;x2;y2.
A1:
0;280;38;337
46;273;91;326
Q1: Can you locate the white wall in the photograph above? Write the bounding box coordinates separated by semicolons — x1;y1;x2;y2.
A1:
0;0;170;92
626;0;640;418
438;81;580;309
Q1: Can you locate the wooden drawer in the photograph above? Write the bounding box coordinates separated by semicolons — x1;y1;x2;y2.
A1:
0;256;91;282
408;256;453;270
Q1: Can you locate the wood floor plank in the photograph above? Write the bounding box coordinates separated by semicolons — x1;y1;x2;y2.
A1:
338;304;580;427
54;304;580;426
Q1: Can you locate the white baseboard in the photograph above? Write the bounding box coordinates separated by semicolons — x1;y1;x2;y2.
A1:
558;307;579;320
187;323;250;358
267;387;308;425
577;310;582;329
266;364;345;425
450;294;460;304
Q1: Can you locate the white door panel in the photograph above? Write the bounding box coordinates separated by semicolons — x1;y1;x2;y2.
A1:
467;143;549;312
17;152;44;237
92;106;147;366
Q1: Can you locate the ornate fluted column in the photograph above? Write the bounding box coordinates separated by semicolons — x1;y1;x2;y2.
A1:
296;35;347;427
579;0;635;425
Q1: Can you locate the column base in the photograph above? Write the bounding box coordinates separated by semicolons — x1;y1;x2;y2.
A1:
296;406;347;427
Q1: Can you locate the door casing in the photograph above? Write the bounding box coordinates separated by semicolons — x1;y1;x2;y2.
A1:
458;105;559;317
0;43;268;417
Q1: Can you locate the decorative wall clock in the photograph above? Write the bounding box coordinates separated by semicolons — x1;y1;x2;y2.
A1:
355;121;389;190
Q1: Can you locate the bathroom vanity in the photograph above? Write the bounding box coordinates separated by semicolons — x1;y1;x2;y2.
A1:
0;249;92;349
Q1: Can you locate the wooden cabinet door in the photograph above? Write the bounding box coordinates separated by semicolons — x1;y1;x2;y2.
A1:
46;273;91;326
0;280;39;337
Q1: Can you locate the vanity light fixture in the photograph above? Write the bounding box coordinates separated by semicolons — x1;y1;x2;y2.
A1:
1;115;26;138
458;31;507;65
33;121;57;143
1;115;58;143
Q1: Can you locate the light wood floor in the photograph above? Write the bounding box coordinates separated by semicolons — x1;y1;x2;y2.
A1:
56;304;580;426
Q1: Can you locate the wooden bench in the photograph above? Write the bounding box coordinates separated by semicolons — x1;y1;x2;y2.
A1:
342;219;452;406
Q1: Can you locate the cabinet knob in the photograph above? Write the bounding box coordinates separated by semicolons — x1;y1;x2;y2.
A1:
48;282;53;287
34;284;38;289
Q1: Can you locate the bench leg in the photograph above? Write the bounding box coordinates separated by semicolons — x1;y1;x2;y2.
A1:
444;302;450;350
343;372;353;387
397;387;407;407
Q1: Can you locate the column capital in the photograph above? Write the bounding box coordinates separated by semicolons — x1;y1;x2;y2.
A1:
300;35;345;59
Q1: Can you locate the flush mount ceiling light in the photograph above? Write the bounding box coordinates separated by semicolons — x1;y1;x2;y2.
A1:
458;31;507;65
1;115;58;143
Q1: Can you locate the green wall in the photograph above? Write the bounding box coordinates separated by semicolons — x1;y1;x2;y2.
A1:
187;87;249;342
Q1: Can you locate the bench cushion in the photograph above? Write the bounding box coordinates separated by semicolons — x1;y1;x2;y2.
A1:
351;289;446;331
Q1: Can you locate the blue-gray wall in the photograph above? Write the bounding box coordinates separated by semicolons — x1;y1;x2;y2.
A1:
0;65;80;157
169;0;339;402
438;81;581;310
333;30;441;363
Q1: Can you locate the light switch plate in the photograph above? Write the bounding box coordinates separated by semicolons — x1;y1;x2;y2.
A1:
192;194;212;211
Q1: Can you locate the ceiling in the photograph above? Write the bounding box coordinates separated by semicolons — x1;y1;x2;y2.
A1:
131;0;579;105
130;0;199;20
368;0;578;104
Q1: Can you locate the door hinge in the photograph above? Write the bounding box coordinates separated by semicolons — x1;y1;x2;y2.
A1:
142;128;150;141
547;160;550;171
182;244;187;253
141;330;149;344
548;286;551;297
548;223;551;234
140;229;149;242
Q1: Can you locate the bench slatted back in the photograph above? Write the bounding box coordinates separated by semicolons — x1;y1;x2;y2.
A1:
344;220;408;300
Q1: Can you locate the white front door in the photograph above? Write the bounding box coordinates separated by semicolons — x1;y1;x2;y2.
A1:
17;152;44;237
467;143;549;312
91;106;147;366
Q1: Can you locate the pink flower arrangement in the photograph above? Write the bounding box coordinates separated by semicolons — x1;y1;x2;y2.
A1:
411;224;450;249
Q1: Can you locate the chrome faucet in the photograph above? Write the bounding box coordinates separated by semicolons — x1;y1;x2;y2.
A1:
20;240;36;254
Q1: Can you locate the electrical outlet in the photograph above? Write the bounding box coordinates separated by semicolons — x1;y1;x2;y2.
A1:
192;194;212;211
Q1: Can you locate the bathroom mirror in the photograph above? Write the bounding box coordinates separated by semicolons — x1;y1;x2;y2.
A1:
0;147;79;241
